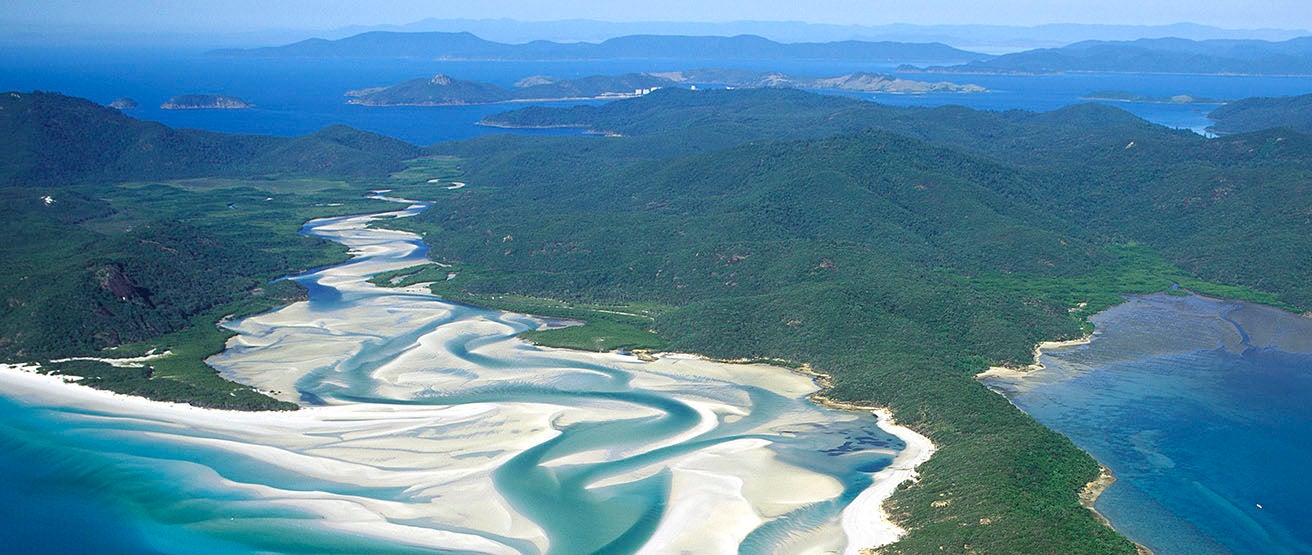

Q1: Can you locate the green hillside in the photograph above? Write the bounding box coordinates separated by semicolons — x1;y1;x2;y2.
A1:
0;93;419;408
0;91;420;186
386;88;1312;553
1207;92;1312;135
6;86;1312;551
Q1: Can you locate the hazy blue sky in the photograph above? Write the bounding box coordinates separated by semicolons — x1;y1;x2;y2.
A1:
6;0;1310;31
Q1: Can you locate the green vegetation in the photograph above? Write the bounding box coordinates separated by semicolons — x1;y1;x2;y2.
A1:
1207;92;1312;135
0;91;420;186
0;93;422;409
8;87;1312;550
0;179;388;409
348;73;670;106
1082;90;1225;104
160;94;252;110
375;89;1312;552
46;294;300;410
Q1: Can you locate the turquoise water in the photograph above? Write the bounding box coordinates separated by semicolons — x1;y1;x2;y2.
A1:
983;294;1312;554
0;198;910;554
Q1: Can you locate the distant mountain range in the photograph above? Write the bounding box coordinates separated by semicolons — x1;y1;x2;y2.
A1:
318;19;1312;51
905;37;1312;74
211;31;988;63
346;70;987;107
6;17;1309;51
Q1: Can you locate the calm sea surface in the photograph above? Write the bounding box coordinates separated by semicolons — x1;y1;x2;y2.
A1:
983;294;1312;554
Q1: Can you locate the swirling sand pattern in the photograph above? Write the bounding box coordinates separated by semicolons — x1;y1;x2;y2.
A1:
0;198;929;554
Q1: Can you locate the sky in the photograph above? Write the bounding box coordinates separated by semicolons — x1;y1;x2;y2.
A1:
5;0;1310;32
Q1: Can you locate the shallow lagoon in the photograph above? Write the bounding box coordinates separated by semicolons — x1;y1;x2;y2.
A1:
0;198;928;554
982;294;1312;554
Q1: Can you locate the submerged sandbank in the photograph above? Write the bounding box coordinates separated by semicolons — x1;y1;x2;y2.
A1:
0;199;937;554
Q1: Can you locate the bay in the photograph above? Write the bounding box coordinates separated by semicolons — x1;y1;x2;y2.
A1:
982;294;1312;554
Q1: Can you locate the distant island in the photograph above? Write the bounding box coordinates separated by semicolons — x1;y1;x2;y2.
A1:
1081;90;1226;104
902;36;1312;75
347;73;670;106
108;97;138;110
350;70;986;107
161;94;253;110
1207;92;1312;135
212;31;988;64
653;68;986;94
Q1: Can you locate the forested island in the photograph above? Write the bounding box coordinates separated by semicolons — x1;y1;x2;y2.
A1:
349;70;985;107
1081;89;1225;104
108;97;138;110
161;94;254;109
346;73;671;105
5;86;1312;552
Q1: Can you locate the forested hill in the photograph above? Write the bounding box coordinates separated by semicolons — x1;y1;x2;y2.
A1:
397;88;1312;552
0;91;421;186
474;88;1312;309
0;91;424;409
213;31;987;63
1207;92;1312;135
906;36;1312;74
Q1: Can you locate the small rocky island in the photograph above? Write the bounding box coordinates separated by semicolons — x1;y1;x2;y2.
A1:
108;97;139;110
161;94;253;110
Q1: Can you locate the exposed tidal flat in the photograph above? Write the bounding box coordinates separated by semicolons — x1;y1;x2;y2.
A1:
980;294;1312;554
0;198;932;554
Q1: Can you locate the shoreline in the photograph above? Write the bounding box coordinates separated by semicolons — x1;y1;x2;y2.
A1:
4;201;935;554
785;362;939;552
975;334;1094;379
975;331;1158;555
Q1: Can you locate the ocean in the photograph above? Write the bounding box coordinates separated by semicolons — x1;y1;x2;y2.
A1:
4;46;1310;144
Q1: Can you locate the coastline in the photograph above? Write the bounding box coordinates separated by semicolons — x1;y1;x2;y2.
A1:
2;199;935;554
976;334;1094;380
793;362;939;552
975;329;1164;555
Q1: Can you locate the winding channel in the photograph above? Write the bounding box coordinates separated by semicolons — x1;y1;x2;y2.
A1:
1;196;926;554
